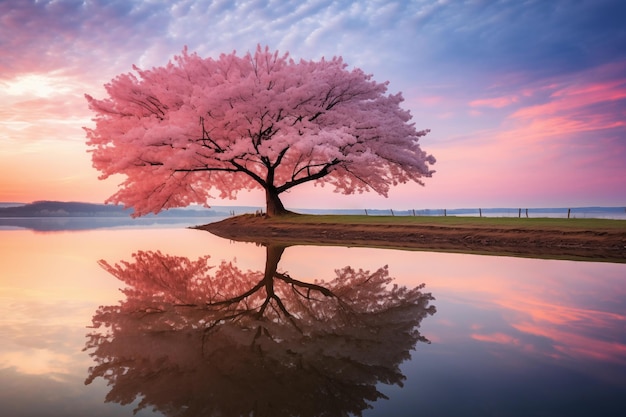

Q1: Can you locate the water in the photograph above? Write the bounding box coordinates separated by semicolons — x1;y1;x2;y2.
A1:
1;220;625;416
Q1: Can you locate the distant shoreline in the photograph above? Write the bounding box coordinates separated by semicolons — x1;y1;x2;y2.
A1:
1;201;625;220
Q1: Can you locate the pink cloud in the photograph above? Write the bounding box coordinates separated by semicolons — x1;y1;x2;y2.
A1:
428;62;626;207
506;64;626;138
0;1;170;82
469;95;519;109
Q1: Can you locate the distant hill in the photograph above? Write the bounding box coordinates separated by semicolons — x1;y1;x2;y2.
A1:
0;201;129;217
0;201;260;218
0;202;26;208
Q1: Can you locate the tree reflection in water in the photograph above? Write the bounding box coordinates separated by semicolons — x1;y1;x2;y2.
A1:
84;244;436;417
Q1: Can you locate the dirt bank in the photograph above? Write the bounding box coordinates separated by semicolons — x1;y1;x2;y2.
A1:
195;215;626;263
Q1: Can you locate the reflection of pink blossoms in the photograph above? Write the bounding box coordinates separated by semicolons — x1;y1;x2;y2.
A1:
98;250;260;309
95;248;435;333
85;247;436;417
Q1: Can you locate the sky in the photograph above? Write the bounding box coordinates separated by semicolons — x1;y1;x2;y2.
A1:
1;0;625;211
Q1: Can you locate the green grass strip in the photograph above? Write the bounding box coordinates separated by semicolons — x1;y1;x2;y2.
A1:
266;213;626;230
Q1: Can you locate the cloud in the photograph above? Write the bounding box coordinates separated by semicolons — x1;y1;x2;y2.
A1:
414;0;626;78
0;0;171;80
406;57;626;208
470;96;519;109
502;62;626;140
0;72;92;146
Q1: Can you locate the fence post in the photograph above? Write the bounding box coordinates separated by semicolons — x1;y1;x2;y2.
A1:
364;209;368;216
444;208;447;217
518;208;521;218
479;208;482;217
567;208;571;219
412;209;416;216
390;209;395;216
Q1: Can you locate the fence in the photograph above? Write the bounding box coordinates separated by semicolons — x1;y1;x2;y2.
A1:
359;207;626;220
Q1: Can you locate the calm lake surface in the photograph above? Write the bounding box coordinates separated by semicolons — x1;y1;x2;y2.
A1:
1;219;625;417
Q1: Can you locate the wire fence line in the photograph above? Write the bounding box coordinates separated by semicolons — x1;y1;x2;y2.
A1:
234;206;626;220
356;207;626;220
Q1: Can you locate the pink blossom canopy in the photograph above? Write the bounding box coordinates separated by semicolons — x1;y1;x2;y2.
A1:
85;45;435;216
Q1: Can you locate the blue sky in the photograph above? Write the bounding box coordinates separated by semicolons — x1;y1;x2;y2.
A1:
1;0;625;209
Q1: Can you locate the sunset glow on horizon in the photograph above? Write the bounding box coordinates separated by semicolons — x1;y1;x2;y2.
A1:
1;0;624;210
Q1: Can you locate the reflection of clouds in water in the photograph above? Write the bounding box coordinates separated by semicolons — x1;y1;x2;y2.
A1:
0;297;93;377
487;282;626;366
85;245;436;417
0;368;74;415
419;289;626;398
2;350;72;381
401;252;626;367
0;299;120;416
0;366;158;417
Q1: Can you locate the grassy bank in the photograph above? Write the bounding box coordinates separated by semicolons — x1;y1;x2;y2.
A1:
199;213;626;263
256;213;626;230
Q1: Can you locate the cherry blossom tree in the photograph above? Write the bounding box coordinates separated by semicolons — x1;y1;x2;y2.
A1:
85;46;435;216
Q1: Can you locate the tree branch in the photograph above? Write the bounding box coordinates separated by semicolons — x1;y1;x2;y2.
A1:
276;159;340;194
199;117;224;153
275;272;336;298
205;279;267;308
229;159;267;188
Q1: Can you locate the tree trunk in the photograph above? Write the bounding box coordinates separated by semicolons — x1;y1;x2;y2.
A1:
265;187;289;217
264;244;286;283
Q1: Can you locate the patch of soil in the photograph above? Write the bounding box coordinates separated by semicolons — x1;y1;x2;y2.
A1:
195;216;626;263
